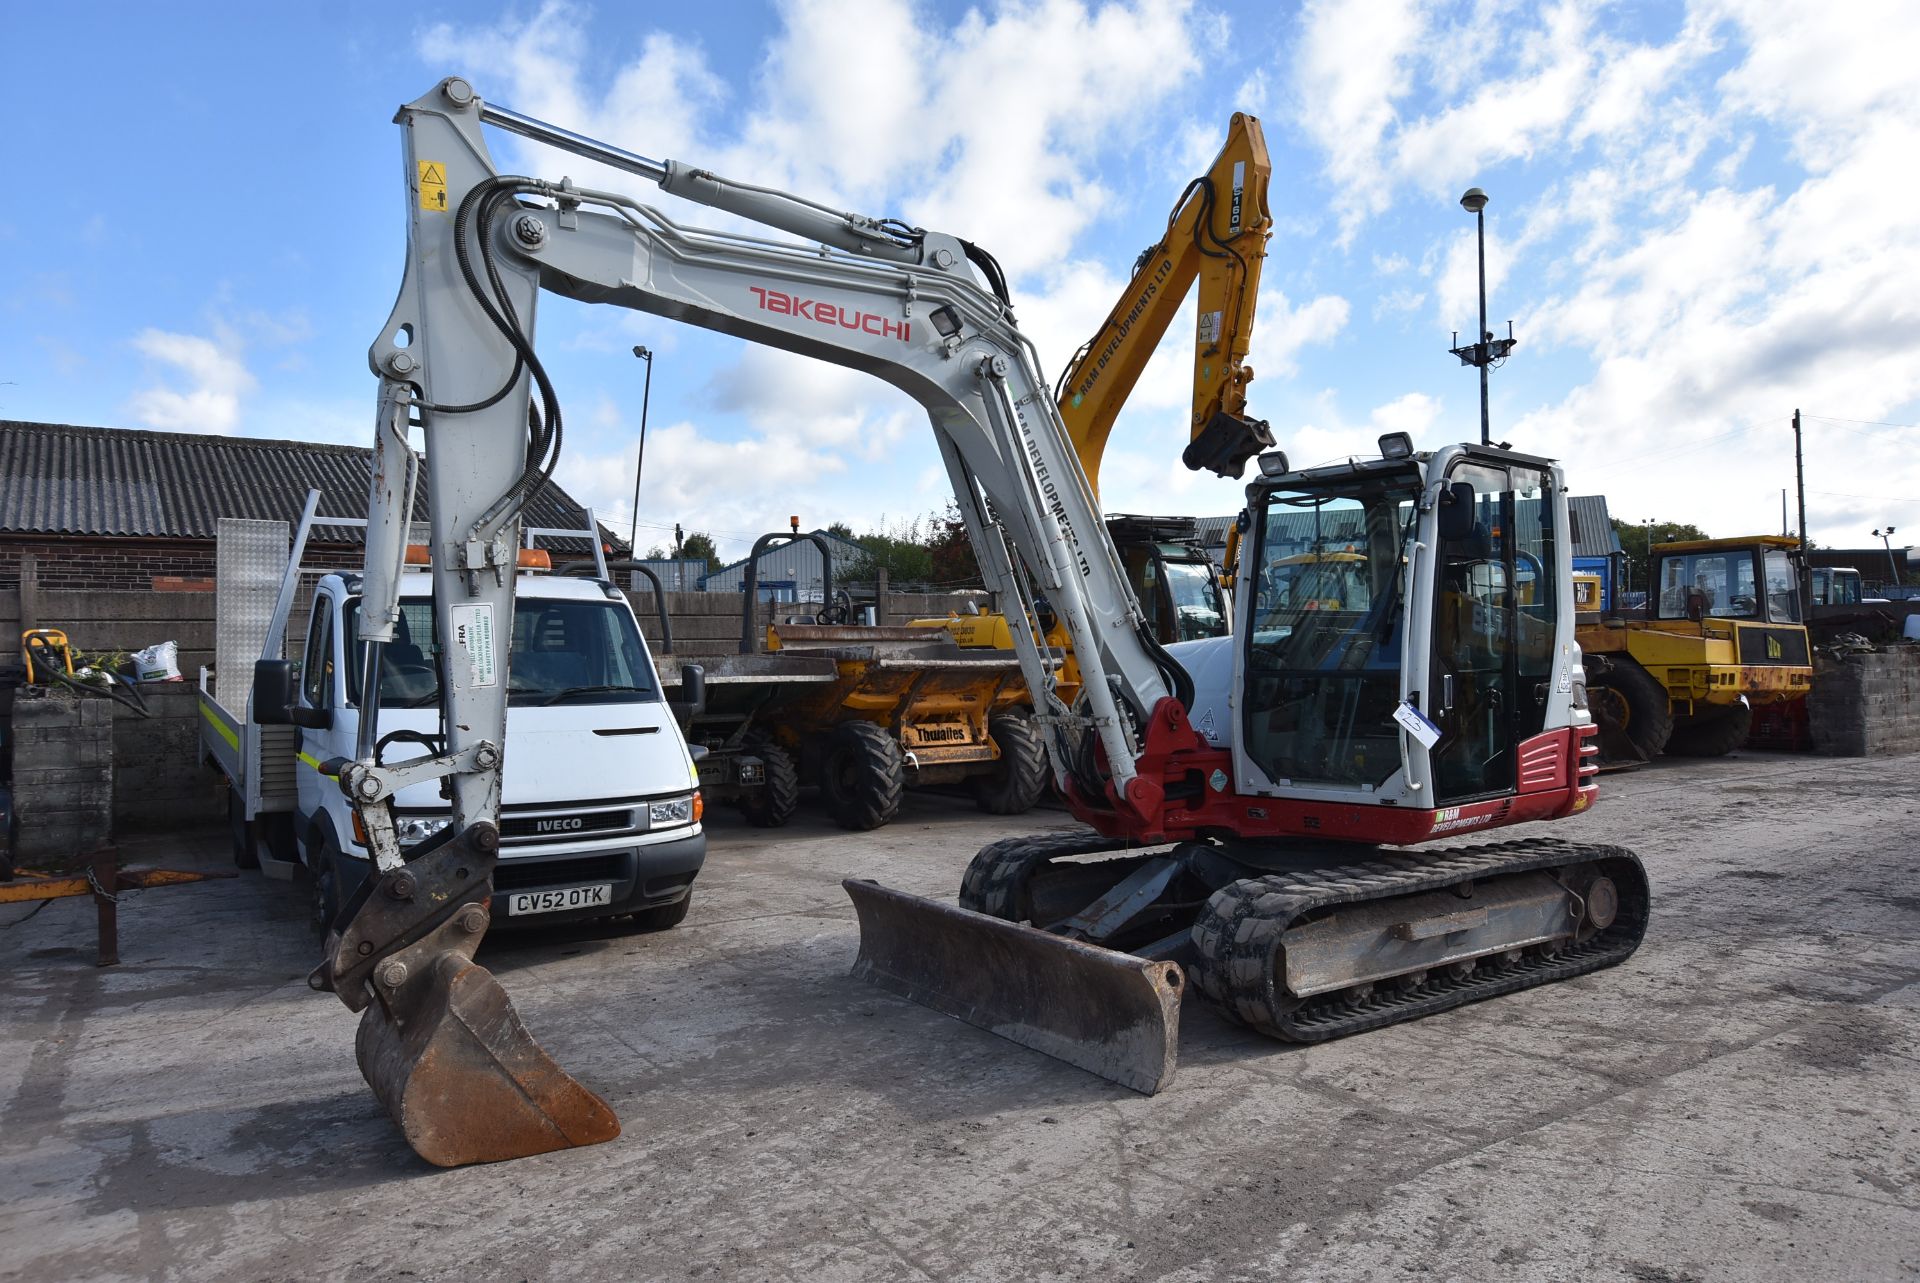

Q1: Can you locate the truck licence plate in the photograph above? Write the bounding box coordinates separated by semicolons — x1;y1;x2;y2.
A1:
507;884;613;916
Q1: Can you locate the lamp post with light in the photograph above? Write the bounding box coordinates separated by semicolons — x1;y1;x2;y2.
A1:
1448;188;1517;448
1873;526;1901;588
627;345;654;555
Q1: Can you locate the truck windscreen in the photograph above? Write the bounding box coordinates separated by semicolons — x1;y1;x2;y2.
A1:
343;597;658;708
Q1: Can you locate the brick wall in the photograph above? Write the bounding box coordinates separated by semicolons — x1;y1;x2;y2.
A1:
0;537;362;593
1808;647;1920;756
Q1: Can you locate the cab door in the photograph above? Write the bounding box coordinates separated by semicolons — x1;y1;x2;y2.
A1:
293;595;338;826
1427;462;1559;802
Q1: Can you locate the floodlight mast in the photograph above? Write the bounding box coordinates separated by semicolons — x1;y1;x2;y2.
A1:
1447;187;1516;446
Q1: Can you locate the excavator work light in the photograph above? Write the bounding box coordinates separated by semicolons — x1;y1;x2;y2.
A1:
1378;432;1414;460
1255;450;1290;478
929;305;963;339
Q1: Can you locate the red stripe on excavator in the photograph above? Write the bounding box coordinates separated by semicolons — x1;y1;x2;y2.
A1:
1069;704;1599;846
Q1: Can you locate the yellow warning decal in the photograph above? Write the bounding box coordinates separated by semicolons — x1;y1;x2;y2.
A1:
418;160;448;212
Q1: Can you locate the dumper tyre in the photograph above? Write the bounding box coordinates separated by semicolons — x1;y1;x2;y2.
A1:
822;721;904;831
1585;657;1672;762
228;787;260;870
736;734;800;828
630;890;692;932
972;711;1048;816
1667;700;1752;757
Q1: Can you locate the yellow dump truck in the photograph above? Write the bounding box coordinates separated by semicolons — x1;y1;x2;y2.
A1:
1578;535;1813;760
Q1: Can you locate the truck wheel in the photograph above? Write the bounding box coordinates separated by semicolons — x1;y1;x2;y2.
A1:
1584;658;1673;762
821;721;904;831
630;891;691;932
1667;700;1753;757
736;733;800;828
228;788;260;870
304;835;341;934
972;711;1048;815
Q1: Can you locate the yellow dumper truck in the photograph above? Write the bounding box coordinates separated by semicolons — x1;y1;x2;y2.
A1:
1578;535;1813;760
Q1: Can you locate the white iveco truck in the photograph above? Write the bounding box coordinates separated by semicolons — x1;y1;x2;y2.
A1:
199;497;706;931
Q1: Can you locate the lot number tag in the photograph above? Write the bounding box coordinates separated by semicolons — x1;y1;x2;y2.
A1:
450;603;498;688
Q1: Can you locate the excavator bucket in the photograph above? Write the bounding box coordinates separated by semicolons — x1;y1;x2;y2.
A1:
356;953;621;1167
318;838;619;1168
843;879;1183;1094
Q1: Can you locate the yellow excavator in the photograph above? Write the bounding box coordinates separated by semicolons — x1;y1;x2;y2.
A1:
917;113;1273;659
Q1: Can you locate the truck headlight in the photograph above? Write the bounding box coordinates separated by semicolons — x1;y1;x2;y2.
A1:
649;795;696;826
396;815;453;846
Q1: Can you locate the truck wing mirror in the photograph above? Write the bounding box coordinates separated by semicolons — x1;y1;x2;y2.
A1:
252;660;294;725
1438;481;1476;542
670;663;706;725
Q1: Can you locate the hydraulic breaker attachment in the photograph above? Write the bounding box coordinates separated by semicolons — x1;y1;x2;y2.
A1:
843;878;1183;1094
311;827;619;1167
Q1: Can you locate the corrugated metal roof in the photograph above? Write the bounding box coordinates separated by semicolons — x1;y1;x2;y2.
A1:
0;420;623;554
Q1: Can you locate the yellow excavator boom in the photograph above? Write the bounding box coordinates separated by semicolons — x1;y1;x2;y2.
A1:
1055;113;1274;496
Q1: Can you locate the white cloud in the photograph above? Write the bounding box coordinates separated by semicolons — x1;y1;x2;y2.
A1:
1293;0;1715;239
126;328;255;434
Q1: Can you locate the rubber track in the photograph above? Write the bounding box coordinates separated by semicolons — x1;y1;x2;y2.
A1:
958;827;1126;919
973;712;1050;816
1190;838;1649;1042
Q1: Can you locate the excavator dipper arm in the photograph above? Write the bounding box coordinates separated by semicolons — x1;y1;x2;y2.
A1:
1057;113;1275;494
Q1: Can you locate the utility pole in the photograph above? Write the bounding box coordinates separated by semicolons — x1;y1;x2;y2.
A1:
1449;189;1516;447
1793;409;1810;606
627;345;655;554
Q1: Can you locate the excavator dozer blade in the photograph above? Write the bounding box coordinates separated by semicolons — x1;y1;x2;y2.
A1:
843;878;1183;1094
356;953;621;1167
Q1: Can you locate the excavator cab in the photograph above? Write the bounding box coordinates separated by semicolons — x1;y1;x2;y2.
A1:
854;437;1637;1094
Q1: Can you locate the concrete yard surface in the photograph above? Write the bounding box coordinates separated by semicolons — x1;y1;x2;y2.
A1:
2;753;1918;1282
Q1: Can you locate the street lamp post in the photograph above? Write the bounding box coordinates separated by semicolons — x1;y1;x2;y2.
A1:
1873;526;1901;587
627;345;654;555
1448;188;1517;448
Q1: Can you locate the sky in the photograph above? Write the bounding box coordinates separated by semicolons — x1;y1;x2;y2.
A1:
4;0;1918;561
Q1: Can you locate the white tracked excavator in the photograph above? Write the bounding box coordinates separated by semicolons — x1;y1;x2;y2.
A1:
312;79;1648;1167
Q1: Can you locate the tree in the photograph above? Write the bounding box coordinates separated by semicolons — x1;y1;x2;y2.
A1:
1612;519;1709;596
926;500;983;587
844;514;935;583
680;531;723;573
825;521;855;540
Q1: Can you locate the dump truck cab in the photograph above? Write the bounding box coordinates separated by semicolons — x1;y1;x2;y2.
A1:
1106;514;1229;644
1810;565;1864;607
1577;535;1813;761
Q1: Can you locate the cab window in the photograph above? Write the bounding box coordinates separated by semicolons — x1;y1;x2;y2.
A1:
301;603;334;709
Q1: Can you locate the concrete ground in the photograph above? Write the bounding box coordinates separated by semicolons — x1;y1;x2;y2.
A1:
2;753;1917;1282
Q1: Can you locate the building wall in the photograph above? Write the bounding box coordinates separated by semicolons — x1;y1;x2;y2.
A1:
3;584;984;832
0;536;363;593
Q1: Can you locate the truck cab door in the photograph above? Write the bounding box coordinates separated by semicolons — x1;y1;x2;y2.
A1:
294;597;337;829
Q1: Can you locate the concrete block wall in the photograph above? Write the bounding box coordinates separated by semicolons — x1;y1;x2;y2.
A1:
1808;647;1920;756
1;589;221;675
111;685;226;829
10;695;114;868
